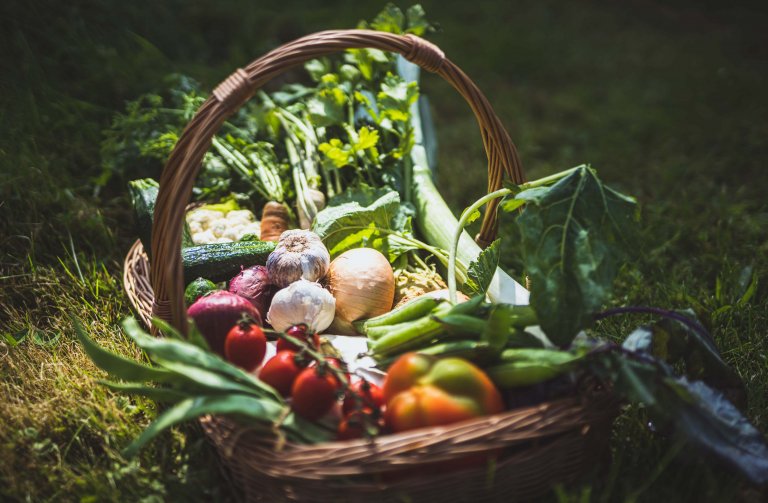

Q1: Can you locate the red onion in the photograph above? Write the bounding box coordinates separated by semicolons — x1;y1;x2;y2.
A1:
187;291;261;355
228;265;278;320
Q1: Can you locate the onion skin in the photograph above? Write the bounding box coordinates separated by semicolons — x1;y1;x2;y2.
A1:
187;291;261;356
327;248;395;335
228;265;278;320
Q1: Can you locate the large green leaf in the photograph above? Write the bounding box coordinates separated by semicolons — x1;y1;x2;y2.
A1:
622;311;744;395
125;318;281;402
312;187;416;261
122;395;286;458
589;347;768;485
73;317;175;383
513;166;638;345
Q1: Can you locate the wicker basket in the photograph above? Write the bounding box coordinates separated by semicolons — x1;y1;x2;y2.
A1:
123;30;617;502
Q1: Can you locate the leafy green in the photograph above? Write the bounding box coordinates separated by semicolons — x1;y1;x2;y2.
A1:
509;166;638;346
122;395;287;458
589;345;768;485
73;318;175;383
312;187;417;261
463;239;501;296
622;312;743;394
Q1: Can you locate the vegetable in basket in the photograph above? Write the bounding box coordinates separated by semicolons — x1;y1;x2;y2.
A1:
266;229;330;287
182;240;276;284
266;279;336;333
224;320;267;372
184;277;218;306
187;290;262;355
228;264;278;317
382;352;504;432
326;247;395;335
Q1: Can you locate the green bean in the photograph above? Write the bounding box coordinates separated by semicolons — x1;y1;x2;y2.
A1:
369;315;444;357
486;348;583;388
432;313;487;336
486;360;569;388
499;348;579;365
482;304;512;351
356;296;444;333
416;339;502;362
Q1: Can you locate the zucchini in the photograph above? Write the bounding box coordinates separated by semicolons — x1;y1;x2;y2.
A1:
128;178;194;257
182;241;276;284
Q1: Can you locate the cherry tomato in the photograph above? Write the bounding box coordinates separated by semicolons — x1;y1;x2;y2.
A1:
342;379;385;416
224;321;267;372
259;351;304;397
309;356;350;383
290;366;342;420
337;408;383;440
276;324;320;352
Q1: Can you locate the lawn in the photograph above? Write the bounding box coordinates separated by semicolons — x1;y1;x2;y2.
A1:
1;0;767;501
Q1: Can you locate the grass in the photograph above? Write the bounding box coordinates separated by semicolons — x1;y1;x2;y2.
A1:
2;0;767;501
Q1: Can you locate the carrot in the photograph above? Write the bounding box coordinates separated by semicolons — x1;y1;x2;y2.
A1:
260;201;290;241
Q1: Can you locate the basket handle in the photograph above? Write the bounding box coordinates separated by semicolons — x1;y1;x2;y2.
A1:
151;29;525;333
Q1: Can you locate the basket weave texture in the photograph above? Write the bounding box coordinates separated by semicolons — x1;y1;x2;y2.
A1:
123;29;617;502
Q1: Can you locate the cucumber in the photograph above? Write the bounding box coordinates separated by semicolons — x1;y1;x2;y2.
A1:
182;241;276;284
128;178;194;257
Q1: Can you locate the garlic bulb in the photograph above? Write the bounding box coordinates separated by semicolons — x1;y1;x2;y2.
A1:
267;279;336;333
266;230;330;288
327;248;395;335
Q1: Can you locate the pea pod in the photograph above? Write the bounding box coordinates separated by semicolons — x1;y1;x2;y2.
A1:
416;339;502;365
481;304;512;351
356;296;444;333
486;348;584;388
369;315;445;357
431;313;487;337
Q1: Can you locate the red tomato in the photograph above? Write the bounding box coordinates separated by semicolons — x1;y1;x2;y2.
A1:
342;379;384;416
337;408;383;441
309;357;350;383
259;351;304;397
276;324;320;352
290;367;342;420
224;322;267;372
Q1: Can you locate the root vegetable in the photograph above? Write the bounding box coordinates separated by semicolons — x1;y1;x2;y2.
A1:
260;201;291;242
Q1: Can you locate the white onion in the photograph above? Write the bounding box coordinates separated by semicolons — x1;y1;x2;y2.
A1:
327;248;394;335
267;279;336;333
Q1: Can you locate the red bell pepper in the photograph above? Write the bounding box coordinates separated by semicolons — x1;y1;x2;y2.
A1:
382;352;504;432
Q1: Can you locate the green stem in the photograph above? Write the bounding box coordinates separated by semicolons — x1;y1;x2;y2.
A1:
445;165;587;303
211;137;270;200
403;155;413;205
513;164;586;192
447;188;511;303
